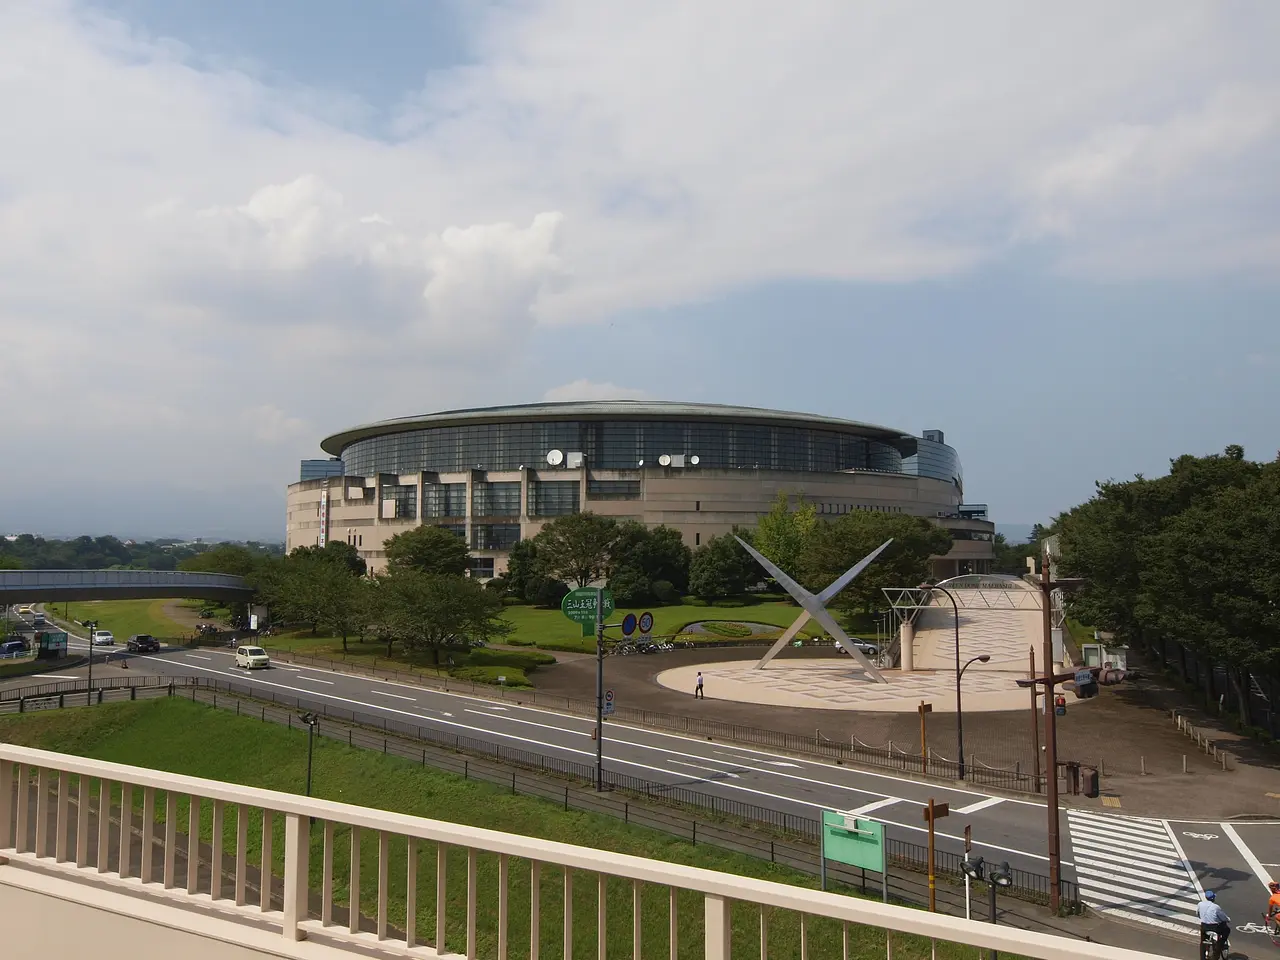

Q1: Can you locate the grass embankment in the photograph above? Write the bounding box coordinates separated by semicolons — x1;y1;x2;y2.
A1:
52;599;190;640
0;699;998;960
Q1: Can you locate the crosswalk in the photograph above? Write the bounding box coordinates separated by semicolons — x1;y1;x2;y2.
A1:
1066;810;1202;936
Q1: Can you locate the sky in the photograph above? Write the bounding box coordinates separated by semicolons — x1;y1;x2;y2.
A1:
1;1;1277;542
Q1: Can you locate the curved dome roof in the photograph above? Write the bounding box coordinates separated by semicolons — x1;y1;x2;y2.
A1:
321;400;912;456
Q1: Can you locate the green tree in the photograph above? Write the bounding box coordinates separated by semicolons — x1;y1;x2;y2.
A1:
288;541;367;577
179;544;258;578
992;533;1040;576
385;525;470;577
533;513;619;588
504;539;541;599
688;534;754;601
382;568;511;664
607;566;652;606
751;493;817;576
314;566;374;654
802;512;953;614
1136;459;1280;721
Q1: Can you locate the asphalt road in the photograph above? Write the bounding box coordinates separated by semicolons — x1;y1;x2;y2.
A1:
8;611;1280;947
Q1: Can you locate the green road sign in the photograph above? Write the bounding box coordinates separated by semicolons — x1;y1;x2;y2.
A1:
561;588;615;636
822;811;885;872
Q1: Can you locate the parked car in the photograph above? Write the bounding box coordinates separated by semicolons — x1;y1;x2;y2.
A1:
836;640;880;657
1;639;28;658
235;645;270;669
91;630;116;646
126;634;161;653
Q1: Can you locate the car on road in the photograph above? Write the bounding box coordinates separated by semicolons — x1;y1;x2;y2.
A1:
235;645;270;669
1;639;29;658
15;605;32;616
126;634;161;653
91;629;116;646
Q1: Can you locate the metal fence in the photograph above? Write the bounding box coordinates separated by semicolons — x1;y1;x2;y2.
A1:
0;673;1081;915
271;649;1045;793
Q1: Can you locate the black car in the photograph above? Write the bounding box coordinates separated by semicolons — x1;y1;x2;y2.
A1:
126;634;161;653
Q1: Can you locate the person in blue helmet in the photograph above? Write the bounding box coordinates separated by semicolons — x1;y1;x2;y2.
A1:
1197;889;1230;956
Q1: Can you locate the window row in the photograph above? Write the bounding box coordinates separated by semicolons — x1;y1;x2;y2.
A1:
338;420;960;480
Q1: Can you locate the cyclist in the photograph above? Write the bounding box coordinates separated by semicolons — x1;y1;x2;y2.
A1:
1197;890;1230;955
1265;881;1280;930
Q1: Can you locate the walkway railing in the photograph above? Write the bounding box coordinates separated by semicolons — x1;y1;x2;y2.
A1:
0;744;1169;960
0;675;1082;914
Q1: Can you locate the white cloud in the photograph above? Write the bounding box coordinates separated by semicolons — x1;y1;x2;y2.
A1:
0;0;1276;534
543;380;649;403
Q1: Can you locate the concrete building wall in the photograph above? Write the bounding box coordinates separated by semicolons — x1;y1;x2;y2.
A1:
286;466;994;578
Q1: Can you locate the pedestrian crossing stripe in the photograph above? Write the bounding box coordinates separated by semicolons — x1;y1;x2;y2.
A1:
1066;810;1200;937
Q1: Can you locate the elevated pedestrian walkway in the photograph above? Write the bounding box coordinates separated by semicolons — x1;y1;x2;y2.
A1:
0;569;253;604
895;575;1046;673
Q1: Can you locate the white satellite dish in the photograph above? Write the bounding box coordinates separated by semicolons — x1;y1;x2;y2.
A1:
690;455;700;465
546;449;564;466
658;454;672;467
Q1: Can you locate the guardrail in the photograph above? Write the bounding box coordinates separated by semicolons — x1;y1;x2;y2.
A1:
0;743;1162;960
272;649;1043;793
0;675;1081;913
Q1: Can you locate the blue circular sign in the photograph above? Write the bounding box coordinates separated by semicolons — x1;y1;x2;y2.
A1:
621;613;637;636
638;611;654;634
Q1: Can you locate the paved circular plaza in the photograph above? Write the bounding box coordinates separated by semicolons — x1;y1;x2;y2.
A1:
655;660;1075;713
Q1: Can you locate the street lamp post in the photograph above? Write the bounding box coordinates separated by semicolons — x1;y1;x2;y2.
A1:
299;712;319;824
84;619;97;702
959;653;992;778
919;583;974;779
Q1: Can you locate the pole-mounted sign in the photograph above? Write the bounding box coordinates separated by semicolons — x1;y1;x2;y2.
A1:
561;588;615;636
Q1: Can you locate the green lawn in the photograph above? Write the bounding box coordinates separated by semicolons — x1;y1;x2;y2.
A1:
0;698;1003;960
51;599;190;640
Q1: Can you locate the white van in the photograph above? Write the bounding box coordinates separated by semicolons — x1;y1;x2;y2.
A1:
235;645;270;669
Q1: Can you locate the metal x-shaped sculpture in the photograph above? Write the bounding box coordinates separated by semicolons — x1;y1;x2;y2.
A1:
734;536;893;683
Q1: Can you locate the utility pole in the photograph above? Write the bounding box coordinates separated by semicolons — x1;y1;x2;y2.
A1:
85;619;96;702
1039;548;1061;911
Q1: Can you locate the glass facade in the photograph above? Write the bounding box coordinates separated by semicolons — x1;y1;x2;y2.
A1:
382;483;417;521
472;481;521;517
423;483;467;518
529;480;580;517
472;524;521;551
340;418;960;485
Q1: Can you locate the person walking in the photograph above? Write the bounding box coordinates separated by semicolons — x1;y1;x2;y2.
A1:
694;672;705;699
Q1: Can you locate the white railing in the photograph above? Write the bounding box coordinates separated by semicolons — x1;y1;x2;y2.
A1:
0;744;1172;960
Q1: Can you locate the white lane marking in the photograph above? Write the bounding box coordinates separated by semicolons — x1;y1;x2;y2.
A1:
667;760;739;778
275;666;302;673
1162;820;1206;901
370;690;417;702
185;655;212;661
1222;822;1276;889
282;662;1037;808
298;676;335;685
31;674;79;680
848;798;901;816
1067;810;1202;933
486;706;508;711
955;796;1004;815
169;658;1060;865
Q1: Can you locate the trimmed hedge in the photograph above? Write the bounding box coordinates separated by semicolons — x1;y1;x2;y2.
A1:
467;648;557;670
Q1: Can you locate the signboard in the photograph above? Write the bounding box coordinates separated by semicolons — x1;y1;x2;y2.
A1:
603;703;616;716
561;588;615;636
38;631;67;659
822;811;885;872
318;491;329;547
621;613;637;637
638;611;654;634
605;689;615;703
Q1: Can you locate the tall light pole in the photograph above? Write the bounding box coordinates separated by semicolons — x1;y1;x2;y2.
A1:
84;619;97;702
920;583;970;779
299;712;319;824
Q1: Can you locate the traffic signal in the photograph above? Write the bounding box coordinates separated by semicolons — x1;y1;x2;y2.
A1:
1054;694;1067;716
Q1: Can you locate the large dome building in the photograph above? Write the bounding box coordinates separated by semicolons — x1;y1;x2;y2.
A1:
286;401;995;579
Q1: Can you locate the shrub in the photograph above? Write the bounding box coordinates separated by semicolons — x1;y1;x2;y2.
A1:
700;620;752;638
651;579;680;604
468;648;556;670
450;665;532;687
506;635;535;646
529;578;570;609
